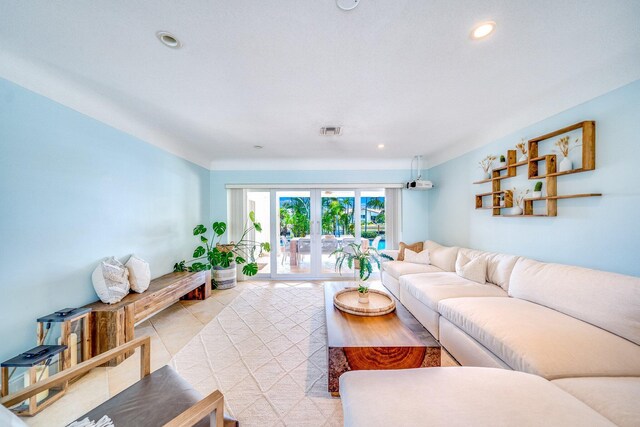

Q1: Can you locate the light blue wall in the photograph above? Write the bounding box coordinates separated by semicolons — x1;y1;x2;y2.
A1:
209;170;429;243
0;79;210;362
427;79;640;276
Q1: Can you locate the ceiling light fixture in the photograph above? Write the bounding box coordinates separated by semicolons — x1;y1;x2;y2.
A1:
336;0;359;11
470;21;496;40
320;126;342;136
156;31;182;49
378;144;385;149
253;145;264;149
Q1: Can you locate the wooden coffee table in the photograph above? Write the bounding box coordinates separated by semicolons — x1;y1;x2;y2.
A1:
325;281;440;395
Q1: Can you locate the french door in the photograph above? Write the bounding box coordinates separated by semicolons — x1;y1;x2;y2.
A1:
246;188;386;280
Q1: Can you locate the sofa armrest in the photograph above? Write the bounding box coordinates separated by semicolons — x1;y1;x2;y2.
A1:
380;249;399;261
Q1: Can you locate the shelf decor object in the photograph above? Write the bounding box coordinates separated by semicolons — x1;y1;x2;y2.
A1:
333;287;396;316
36;307;91;375
1;345;67;416
473;121;602;217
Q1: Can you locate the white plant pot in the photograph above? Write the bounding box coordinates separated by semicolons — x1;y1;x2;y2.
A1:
519;154;528;162
511;206;523;215
533;191;542;199
358;292;369;304
559;156;572;172
482;171;491;180
497;161;506;168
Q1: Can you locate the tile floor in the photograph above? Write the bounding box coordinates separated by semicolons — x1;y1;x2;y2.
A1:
23;280;457;426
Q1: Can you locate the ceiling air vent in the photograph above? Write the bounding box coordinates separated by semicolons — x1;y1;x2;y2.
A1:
320;126;342;136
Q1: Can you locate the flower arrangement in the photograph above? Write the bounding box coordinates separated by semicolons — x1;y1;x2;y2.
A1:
514;188;530;207
554;136;581;158
515;139;528;160
478;155;497;175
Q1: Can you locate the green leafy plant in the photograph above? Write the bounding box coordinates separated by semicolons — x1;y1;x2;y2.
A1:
500;155;506;162
534;181;543;192
357;284;369;294
331;243;392;282
173;211;270;283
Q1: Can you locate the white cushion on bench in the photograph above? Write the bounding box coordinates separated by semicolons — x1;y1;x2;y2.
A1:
438;297;640;379
340;367;614;427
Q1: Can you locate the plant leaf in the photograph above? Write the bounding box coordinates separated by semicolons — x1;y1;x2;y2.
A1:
193;224;206;235
262;242;271;252
212;222;226;236
254;222;262;232
242;262;259;276
193;246;206;258
235;256;246;264
249;211;256;223
200;235;208;243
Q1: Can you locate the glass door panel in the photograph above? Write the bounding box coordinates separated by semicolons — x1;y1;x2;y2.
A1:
247;191;272;276
360;190;386;273
321;190;356;275
276;191;312;275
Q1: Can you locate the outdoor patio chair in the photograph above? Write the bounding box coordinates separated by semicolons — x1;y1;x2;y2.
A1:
322;236;338;254
297;238;311;263
280;235;290;265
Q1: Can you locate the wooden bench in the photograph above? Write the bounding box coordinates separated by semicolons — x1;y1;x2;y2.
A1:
84;271;211;366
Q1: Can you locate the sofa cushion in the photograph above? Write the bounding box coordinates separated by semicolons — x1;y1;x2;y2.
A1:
340;367;614;427
457;248;520;291
455;252;487;284
438;297;640;379
509;258;640;345
382;261;442;280
403;248;430;265
397;241;423;261
401;272;506;311
424;241;458;272
552;377;640;427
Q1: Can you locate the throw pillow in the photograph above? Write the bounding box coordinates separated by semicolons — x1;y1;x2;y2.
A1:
398;241;424;261
126;255;151;293
403;248;430;265
455;252;487;284
92;257;131;304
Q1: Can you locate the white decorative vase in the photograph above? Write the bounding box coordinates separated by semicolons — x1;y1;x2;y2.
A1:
482;171;491;180
511;206;523;215
533;191;542;199
358;292;369;304
559;156;572;172
519;154;528;162
497;161;506;169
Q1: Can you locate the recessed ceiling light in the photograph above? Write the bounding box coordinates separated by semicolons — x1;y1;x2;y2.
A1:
253;145;264;149
336;0;359;11
470;21;496;40
378;144;385;149
156;31;182;49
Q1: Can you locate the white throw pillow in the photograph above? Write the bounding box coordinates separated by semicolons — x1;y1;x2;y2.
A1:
455;252;487;284
126;255;151;293
0;403;28;427
91;257;130;304
403;248;430;265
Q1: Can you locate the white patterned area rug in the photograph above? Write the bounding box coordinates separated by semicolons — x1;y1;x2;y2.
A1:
170;287;343;427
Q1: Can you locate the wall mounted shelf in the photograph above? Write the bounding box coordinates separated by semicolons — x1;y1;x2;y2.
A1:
473;121;601;217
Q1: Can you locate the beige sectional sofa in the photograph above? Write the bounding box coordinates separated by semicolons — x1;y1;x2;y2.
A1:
340;241;640;426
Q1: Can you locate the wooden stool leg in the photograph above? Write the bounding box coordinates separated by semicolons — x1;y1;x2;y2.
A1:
1;367;8;397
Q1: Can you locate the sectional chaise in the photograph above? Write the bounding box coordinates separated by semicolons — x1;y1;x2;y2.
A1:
340;241;640;426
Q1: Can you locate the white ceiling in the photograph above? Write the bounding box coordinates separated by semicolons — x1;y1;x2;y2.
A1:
1;0;639;170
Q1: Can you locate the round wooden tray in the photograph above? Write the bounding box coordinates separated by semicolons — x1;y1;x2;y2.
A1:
333;287;396;316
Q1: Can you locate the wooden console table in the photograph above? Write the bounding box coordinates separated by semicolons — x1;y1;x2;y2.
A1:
324;281;440;395
83;270;211;366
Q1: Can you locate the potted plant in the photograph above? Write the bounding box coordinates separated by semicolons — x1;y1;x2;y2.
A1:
533;181;543;199
516;139;528;162
173;211;270;289
554;135;581;172
497;155;506;168
478;155;497;180
331;243;392;303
